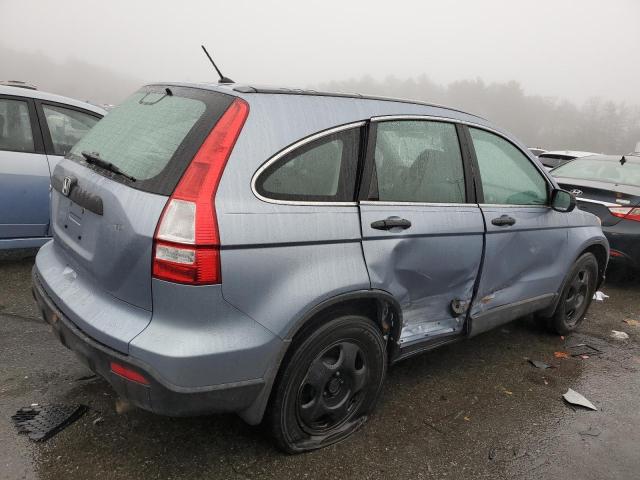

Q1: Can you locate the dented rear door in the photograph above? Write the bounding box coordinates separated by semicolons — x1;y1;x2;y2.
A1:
358;118;484;348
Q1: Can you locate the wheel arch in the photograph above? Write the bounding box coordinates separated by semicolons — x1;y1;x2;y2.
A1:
538;239;608;318
237;289;402;425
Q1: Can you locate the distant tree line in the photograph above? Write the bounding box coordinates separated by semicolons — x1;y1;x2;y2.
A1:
318;75;640;154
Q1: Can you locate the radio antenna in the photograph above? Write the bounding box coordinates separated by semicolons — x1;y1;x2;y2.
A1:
201;45;234;84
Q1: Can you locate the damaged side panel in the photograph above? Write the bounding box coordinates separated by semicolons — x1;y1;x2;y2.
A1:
359;204;484;346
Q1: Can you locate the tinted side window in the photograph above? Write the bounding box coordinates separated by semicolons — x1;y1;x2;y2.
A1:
0;98;34;153
256;127;361;202
470;128;548;205
43;105;99;156
370;120;466;203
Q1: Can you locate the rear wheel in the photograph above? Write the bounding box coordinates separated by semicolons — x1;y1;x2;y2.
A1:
266;315;386;453
547;253;598;335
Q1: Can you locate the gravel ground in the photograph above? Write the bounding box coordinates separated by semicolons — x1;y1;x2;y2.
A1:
1;254;639;480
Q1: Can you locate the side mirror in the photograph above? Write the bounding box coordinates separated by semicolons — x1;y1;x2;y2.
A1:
551;188;576;213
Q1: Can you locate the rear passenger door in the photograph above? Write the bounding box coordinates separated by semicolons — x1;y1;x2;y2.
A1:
358;117;485;348
0;95;50;240
464;127;568;335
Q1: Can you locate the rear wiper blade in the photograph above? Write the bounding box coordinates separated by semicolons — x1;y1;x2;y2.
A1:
81;151;136;182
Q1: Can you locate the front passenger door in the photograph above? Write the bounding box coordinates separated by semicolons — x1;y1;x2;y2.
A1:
466;127;568;335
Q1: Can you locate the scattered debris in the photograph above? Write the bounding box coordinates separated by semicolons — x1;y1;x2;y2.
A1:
554;351;570;359
611;330;630;340
503;390;513;395
563;389;597;411
568;343;602;357
488;448;497;460
579;426;602;437
593;291;609;301
92;416;104;426
580;355;590;360
463;416;471;422
543;378;549;385
529;360;551;369
11;404;87;441
623;319;639;327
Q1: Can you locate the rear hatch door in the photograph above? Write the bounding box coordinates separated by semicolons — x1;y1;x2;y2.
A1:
49;85;234;351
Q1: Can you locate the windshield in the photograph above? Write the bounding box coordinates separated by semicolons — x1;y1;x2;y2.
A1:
70;90;206;181
552;158;640;187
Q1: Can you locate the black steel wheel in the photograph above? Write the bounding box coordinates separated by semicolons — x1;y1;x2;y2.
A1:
266;314;386;453
549;253;598;335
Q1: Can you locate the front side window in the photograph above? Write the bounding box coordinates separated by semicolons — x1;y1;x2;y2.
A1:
370;120;466;203
470;128;548;205
0;98;34;153
256;127;361;202
43;105;100;156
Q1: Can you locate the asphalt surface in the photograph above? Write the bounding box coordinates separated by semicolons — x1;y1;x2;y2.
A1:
1;253;639;480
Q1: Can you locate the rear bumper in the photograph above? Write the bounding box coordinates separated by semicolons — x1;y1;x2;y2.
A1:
32;269;266;416
603;222;640;270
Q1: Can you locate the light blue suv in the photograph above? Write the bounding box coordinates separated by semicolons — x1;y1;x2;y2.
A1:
0;82;105;250
32;83;608;452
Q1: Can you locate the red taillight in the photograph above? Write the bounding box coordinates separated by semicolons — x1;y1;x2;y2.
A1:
110;361;150;385
610;249;624;258
609;206;640;222
153;98;249;285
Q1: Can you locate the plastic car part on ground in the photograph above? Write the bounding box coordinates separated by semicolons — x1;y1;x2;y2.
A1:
593;291;609;301
611;330;630;340
567;343;602;357
528;359;551;369
563;389;597;411
11;404;87;441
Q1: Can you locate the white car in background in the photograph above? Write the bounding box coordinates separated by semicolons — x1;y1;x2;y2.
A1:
538;150;597;170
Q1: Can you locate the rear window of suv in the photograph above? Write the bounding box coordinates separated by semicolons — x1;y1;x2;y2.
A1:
68;85;234;195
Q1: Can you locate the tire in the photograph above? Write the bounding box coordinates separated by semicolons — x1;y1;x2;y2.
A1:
266;315;387;453
548;253;598;335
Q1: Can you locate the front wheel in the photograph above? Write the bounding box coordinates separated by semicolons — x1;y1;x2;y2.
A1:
548;252;598;335
266;315;387;453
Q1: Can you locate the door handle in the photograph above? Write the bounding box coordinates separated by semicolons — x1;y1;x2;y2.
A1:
491;215;516;227
371;217;412;230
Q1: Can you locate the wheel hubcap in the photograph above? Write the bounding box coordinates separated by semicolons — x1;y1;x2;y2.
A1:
296;341;368;434
564;268;590;326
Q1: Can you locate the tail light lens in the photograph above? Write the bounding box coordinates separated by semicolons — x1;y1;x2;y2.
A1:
153;98;249;285
609;206;640;222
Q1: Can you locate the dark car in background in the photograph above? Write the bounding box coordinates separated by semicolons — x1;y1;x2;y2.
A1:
551;154;640;271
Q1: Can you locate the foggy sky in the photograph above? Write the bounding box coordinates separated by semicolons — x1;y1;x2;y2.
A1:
1;0;639;106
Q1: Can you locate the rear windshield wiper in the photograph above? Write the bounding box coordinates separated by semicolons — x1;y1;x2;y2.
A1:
81;151;136;182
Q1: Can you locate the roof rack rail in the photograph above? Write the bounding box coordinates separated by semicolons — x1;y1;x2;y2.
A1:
0;80;38;90
232;85;483;119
